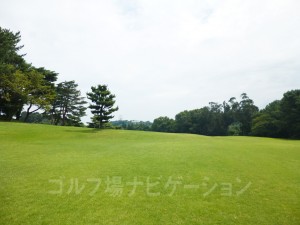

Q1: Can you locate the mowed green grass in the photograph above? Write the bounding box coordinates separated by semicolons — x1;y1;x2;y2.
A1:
0;122;299;225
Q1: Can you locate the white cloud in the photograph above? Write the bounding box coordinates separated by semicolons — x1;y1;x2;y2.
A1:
1;0;299;122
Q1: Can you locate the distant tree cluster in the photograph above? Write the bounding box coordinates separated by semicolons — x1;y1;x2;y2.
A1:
152;91;300;139
111;120;152;131
152;93;258;136
0;27;118;127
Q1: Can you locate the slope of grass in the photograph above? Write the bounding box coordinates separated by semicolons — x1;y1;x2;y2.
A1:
0;122;299;225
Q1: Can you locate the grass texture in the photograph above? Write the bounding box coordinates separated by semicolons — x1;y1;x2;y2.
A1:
0;122;299;224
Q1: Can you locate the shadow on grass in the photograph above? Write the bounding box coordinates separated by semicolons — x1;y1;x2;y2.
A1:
64;128;104;134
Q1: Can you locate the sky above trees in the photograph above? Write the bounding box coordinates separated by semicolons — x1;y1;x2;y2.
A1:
1;0;299;122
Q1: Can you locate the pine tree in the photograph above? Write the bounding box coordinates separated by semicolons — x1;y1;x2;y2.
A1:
50;81;87;126
87;85;118;128
0;27;29;120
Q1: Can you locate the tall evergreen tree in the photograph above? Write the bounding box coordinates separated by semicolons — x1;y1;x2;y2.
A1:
0;27;29;120
87;85;118;128
237;93;259;135
0;27;58;121
50;81;87;126
0;27;26;68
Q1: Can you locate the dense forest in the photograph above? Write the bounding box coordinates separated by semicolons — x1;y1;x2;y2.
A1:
1;27;299;138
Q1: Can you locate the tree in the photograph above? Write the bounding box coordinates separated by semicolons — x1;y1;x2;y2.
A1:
173;94;258;136
34;67;58;86
20;111;50;124
111;120;152;131
188;108;211;135
23;69;56;122
175;110;193;133
225;94;258;135
0;27;29;120
0;27;57;121
251;100;282;137
222;101;235;133
87;85;118;128
0;68;28;120
237;93;259;135
152;116;176;132
208;102;227;135
49;81;87;126
251;90;300;139
280;90;300;138
0;27;26;68
228;122;242;136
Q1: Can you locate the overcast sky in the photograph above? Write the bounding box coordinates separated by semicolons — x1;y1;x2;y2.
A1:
1;0;300;122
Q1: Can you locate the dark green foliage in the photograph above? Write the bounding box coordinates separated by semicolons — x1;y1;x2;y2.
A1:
34;67;58;86
0;66;25;120
0;27;26;68
237;93;259;135
174;110;192;133
20;111;50;124
87;85;118;128
224;94;259;135
251;90;300;139
0;28;28;120
251;100;282;137
0;27;58;121
0;67;56;121
49;81;87;126
111;120;152;131
175;106;226;136
280;90;300;138
23;69;56;122
173;90;300;138
228;122;242;136
188;108;211;135
171;94;258;136
152;116;176;132
207;102;227;135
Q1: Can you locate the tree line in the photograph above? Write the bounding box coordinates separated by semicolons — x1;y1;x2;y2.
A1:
150;90;300;139
112;120;152;131
110;90;300;139
0;27;118;128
